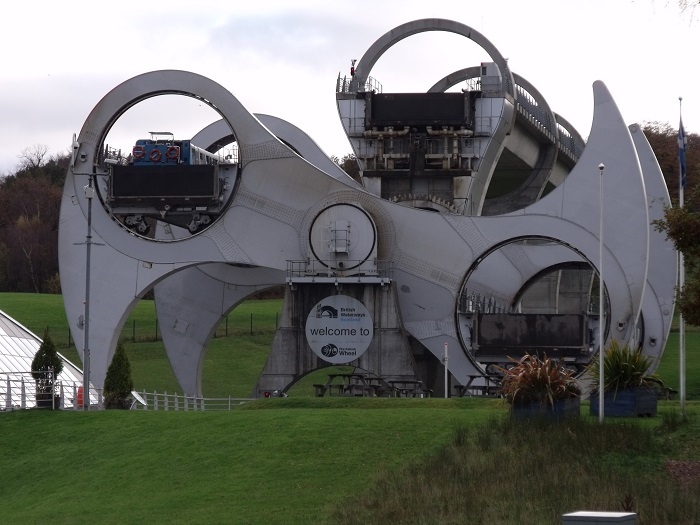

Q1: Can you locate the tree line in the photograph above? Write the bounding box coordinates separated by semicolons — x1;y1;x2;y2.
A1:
0;128;697;322
0;146;68;293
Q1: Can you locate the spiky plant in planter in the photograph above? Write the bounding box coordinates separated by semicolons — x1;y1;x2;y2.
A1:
498;354;581;417
588;339;664;417
587;339;663;394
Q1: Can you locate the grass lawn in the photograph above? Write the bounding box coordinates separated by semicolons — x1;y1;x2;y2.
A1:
1;399;699;524
2;293;700;523
654;331;700;398
0;399;490;524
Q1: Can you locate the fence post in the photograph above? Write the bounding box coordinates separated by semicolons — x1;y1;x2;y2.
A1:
153;390;158;410
164;391;169;411
51;367;56;410
21;378;26;409
174;393;180;411
73;384;78;410
184;395;189;411
60;383;65;409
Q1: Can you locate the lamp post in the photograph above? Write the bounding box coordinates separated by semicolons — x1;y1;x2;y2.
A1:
598;162;605;423
82;175;94;410
678;96;687;418
443;342;448;399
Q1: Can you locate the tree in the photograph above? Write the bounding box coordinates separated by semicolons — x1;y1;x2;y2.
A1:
332;153;361;183
643;122;698;195
650;121;700;326
17;144;49;173
31;330;63;408
104;342;134;409
654;186;700;325
0;170;63;292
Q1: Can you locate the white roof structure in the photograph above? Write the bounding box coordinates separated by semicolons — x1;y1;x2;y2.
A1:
0;309;85;409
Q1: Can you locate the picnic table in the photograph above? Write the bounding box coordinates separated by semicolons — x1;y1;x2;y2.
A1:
388;379;432;398
313;372;391;397
453;374;502;397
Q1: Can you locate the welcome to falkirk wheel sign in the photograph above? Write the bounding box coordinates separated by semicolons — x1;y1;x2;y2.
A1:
305;295;374;364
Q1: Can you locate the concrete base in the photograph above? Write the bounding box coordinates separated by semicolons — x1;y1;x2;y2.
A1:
252;282;423;397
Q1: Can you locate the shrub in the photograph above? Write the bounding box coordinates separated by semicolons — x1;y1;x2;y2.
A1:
31;330;63;407
498;353;580;408
586;339;664;394
104;341;134;409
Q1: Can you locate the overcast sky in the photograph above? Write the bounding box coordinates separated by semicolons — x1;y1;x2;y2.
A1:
0;0;697;175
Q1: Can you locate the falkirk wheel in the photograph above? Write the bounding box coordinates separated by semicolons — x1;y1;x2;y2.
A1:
58;19;676;398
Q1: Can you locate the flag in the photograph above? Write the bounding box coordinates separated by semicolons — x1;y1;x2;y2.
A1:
679;118;688;189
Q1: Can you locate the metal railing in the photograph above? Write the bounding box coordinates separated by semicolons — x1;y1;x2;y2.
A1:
336;74;383;94
514;83;584;164
457;290;511;314
1;372;102;411
1;376;252;412
130;391;252;411
286;259;391;282
556;122;586;161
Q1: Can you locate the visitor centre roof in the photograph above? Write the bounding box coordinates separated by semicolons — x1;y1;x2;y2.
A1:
0;309;84;409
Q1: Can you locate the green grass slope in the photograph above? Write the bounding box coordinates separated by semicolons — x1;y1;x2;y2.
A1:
1;400;699;524
2;294;700;523
2;293;699;399
0;399;487;524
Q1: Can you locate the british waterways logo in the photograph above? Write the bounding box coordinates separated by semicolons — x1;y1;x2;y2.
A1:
316;305;338;318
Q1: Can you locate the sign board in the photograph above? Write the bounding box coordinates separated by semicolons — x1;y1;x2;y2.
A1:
305;295;373;364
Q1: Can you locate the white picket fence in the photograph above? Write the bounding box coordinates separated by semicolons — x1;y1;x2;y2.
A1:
1;373;251;412
131;391;252;411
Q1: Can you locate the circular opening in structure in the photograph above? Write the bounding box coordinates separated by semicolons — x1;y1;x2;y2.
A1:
98;94;238;240
369;31;492;93
456;238;609;376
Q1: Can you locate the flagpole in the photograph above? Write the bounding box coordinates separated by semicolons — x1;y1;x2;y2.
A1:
678;96;686;418
598;162;605;423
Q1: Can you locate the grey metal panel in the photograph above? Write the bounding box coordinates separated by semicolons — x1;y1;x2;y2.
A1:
58;65;672;390
628;123;677;369
150;112;359;395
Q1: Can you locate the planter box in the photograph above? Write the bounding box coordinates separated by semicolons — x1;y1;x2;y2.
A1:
512;397;581;420
36;394;61;410
589;387;657;417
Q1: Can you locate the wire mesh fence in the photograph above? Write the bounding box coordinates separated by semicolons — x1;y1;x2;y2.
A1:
43;310;280;350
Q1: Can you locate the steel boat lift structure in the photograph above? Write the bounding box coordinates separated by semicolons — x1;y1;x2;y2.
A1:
58;19;676;397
